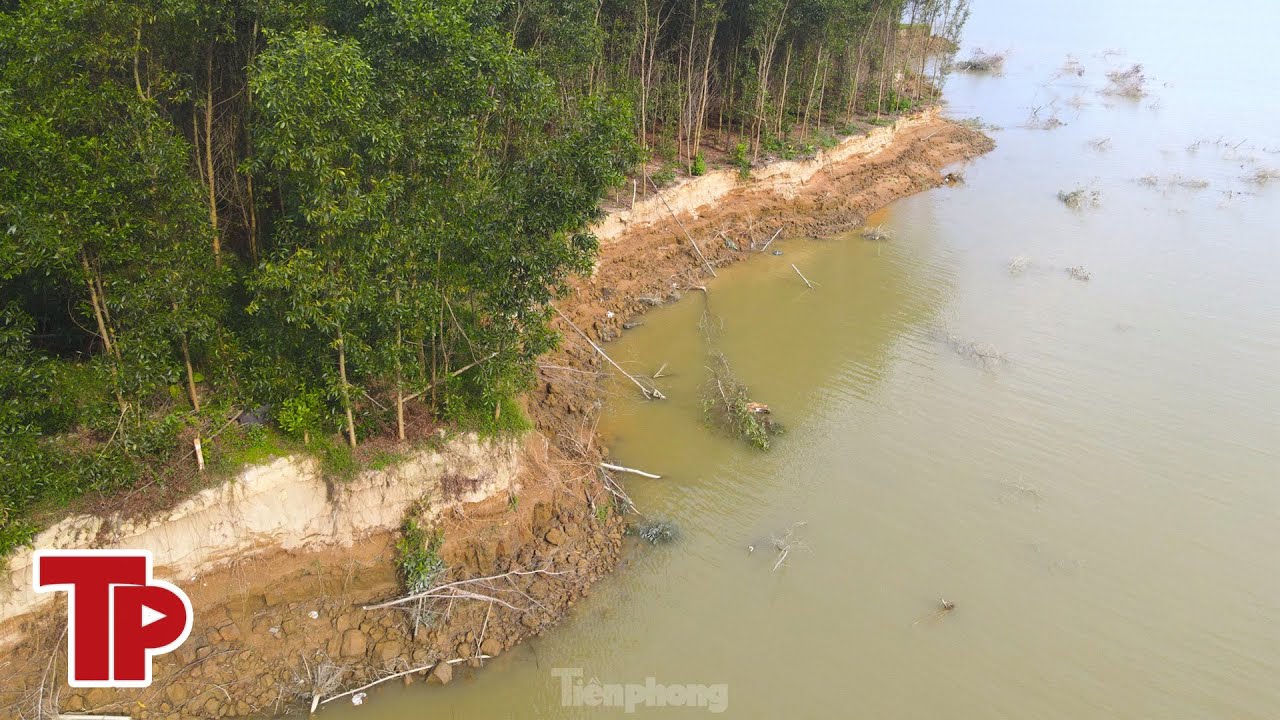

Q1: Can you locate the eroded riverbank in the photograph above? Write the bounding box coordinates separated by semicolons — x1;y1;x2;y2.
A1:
0;109;991;719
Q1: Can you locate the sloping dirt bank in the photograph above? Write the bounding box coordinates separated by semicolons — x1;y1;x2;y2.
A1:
0;432;626;719
533;108;993;436
0;109;990;719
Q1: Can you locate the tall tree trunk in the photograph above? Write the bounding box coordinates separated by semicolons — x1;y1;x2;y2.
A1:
775;42;793;136
81;252;126;413
244;20;260;262
336;327;357;448
802;44;824;134
848;3;884;121
81;254;114;358
171;302;200;412
180;335;200;412
205;45;220;264
692;17;717;159
133;24;145;100
394;288;406;442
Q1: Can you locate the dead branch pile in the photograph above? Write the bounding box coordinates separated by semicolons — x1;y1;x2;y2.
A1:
956;49;1006;73
1136;174;1209;190
365;566;567;614
933;328;1008;369
1103;64;1148;98
1246;168;1280;185
1066;266;1091;281
702;352;780;450
770;521;810;571
958;117;1002;131
296;653;349;713
1025;109;1066;130
1057;56;1086;78
862;224;894;242
1057;186;1101;209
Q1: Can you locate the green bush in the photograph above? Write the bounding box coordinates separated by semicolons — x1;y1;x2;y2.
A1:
278;388;325;443
732;142;751;179
652;165;677;186
396;518;445;592
690;153;707;176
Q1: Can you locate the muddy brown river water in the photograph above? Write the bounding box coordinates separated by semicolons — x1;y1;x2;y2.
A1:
323;0;1280;717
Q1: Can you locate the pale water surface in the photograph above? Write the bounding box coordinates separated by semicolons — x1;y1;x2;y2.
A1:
326;0;1280;716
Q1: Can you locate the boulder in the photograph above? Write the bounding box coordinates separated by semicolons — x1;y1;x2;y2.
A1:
377;641;403;663
429;661;453;685
165;683;189;705
340;630;368;658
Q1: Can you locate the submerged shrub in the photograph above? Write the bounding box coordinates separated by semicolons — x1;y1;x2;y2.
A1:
635;519;679;545
1103;64;1148;98
1057;187;1101;210
955;49;1006;73
702;352;781;450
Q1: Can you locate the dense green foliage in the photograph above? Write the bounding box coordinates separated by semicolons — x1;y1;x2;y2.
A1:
396;518;445;592
0;0;968;552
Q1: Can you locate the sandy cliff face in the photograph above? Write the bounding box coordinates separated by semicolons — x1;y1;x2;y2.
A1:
0;434;520;634
591;110;943;243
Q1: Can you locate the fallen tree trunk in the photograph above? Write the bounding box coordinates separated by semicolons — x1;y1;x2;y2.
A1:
600;462;662;479
553;307;666;400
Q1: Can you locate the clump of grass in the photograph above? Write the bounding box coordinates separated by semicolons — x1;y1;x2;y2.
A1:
956;48;1006;74
1067;265;1091;281
1138;174;1209;190
958;117;1001;132
1025;108;1066;130
1103;64;1148;98
635;519;679;545
396;518;445;593
931;327;1008;369
1245;168;1280;185
366;447;406;472
1171;176;1209;189
317;436;359;481
1057;186;1101;210
1058;56;1086;78
702;352;780;450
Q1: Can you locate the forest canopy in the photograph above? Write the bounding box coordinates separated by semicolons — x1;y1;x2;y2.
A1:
0;0;969;552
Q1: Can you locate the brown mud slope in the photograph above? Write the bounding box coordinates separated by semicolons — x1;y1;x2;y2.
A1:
532;112;993;436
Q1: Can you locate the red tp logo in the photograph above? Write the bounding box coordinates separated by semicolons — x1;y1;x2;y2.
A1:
34;550;193;688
